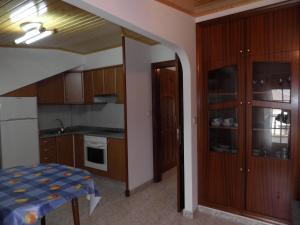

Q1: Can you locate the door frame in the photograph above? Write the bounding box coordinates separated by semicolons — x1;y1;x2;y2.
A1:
151;56;185;212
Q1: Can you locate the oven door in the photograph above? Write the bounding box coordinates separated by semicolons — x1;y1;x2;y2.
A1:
84;143;107;171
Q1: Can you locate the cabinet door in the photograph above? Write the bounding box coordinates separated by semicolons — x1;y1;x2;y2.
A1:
3;84;37;97
107;138;126;182
246;51;299;220
83;70;94;104
116;65;125;104
64;72;84;104
37;74;65;104
246;6;300;56
93;69;104;96
74;134;84;168
56;135;74;167
103;67;117;95
40;137;57;163
198;18;245;209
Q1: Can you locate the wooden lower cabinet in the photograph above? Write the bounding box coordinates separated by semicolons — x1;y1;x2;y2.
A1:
39;137;57;163
107;138;126;182
74;134;84;169
56;135;74;167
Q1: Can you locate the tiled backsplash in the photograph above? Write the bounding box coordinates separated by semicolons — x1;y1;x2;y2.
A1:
38;103;124;130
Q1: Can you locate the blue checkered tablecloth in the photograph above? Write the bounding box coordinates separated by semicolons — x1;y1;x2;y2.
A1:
0;163;101;225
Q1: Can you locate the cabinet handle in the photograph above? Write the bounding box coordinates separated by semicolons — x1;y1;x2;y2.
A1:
247;101;251;105
247;169;250;173
239;50;243;54
240;168;243;172
247;49;251;53
240;101;243;105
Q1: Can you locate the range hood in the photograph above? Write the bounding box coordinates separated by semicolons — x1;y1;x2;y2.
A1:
93;95;117;104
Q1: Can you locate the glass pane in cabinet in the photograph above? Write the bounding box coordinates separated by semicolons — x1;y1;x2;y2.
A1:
208;65;238;104
252;62;291;103
209;108;238;154
252;107;290;160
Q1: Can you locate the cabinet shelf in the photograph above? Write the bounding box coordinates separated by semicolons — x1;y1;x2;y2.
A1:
209;126;238;130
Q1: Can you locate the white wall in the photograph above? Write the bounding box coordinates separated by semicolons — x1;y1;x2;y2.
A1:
64;0;198;214
83;46;123;70
151;44;175;63
125;38;153;190
0;48;83;95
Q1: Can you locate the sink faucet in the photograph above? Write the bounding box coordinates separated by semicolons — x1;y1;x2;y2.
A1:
55;119;65;133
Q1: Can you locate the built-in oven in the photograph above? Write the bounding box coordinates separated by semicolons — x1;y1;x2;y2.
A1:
84;135;107;171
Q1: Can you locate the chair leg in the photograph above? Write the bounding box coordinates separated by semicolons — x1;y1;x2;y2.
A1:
41;216;46;225
71;198;80;225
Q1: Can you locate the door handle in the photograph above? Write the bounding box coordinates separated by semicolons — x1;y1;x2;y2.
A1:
176;128;181;144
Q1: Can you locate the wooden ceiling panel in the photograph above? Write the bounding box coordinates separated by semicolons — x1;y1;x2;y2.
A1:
0;0;157;53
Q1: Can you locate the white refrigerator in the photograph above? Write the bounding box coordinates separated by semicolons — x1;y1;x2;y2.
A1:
0;97;39;169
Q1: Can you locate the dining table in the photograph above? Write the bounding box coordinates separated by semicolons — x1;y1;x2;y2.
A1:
0;163;101;225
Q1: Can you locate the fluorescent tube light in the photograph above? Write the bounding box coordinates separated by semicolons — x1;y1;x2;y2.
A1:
10;2;37;22
25;30;53;44
15;29;40;44
38;2;48;16
21;22;42;32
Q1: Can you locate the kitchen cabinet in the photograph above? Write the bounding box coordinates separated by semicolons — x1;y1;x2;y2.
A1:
37;74;65;104
64;72;84;104
93;67;117;96
39;137;57;164
116;66;125;104
56;135;74;167
74;134;84;169
107;138;126;182
83;70;94;104
3;84;37;97
197;4;300;222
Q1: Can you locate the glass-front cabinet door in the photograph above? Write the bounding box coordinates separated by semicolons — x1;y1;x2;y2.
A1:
246;51;299;220
202;59;245;210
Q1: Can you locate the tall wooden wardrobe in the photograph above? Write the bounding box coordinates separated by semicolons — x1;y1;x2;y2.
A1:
197;3;300;223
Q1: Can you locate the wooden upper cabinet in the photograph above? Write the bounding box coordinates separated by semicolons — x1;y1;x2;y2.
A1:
3;84;37;97
64;72;84;104
83;70;94;104
102;67;117;95
37;74;65;104
246;6;300;56
116;66;125;104
93;69;104;96
201;19;244;62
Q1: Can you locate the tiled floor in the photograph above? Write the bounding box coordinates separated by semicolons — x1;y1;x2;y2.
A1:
46;169;266;225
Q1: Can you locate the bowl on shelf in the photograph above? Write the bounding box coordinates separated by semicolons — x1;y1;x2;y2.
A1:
211;118;223;127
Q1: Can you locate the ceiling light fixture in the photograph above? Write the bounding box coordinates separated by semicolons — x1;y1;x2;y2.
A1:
25;30;53;44
10;1;48;22
14;29;40;44
15;22;57;45
21;22;42;32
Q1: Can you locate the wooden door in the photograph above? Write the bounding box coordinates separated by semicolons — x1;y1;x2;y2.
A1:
152;59;184;212
56;135;74;167
37;74;65;104
64;72;84;104
198;19;245;210
245;51;299;221
83;70;95;104
103;67;117;95
116;66;125;104
107;138;126;182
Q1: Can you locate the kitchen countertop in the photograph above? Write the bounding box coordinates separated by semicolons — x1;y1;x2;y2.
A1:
39;126;125;139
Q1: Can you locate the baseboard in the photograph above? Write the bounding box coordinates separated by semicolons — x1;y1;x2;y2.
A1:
129;179;154;194
198;205;283;225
